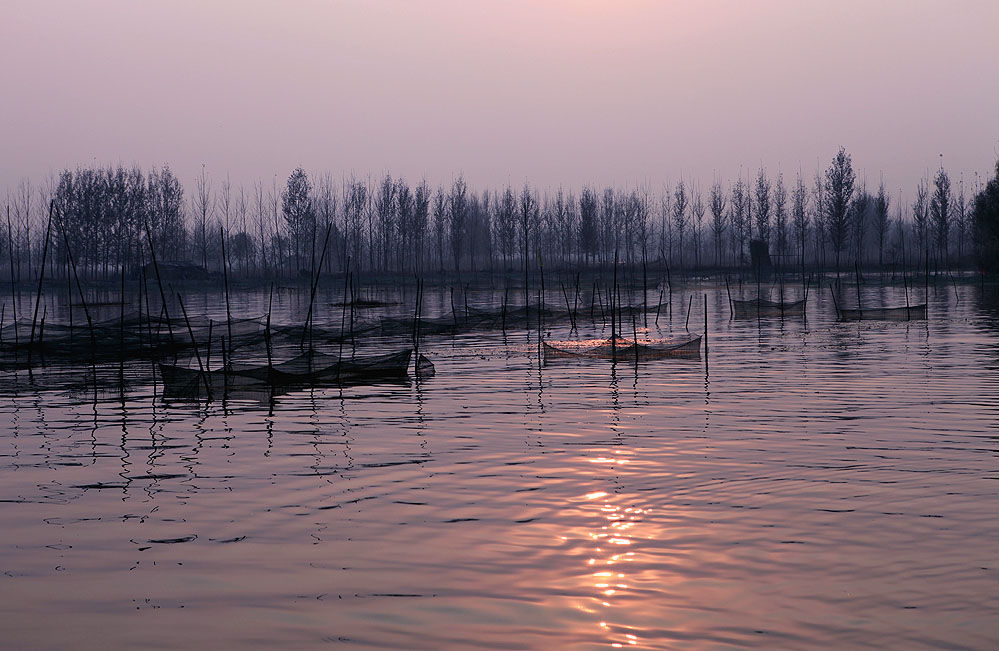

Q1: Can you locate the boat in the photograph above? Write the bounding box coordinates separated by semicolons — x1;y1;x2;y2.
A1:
730;298;805;319
542;334;701;361
837;304;926;321
159;348;413;395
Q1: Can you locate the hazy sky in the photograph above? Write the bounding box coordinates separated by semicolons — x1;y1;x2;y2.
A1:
3;0;998;200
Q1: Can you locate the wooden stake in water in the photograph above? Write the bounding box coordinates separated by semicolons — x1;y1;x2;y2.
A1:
220;226;234;363
560;281;575;330
611;251;618;360
119;258;126;389
144;221;176;358
28;201;54;364
642;258;648;328
573;272;580;327
725;275;734;319
177;293;212;399
61;217;96;373
266;283;274;370
338;259;350;379
501;285;508;333
655;286;664;327
7;207;18;349
703;294;708;355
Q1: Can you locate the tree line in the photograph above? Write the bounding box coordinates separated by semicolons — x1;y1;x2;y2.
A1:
3;148;998;282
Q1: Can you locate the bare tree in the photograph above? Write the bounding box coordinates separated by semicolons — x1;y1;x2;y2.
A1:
413;180;430;272
873;181;891;269
812;168;826;271
672;180;688;269
519;183;537;269
954;176;967;261
791;174;809;273
824;147;856;274
657;186;670;265
395;179;414;272
375;173;396;271
709;181;727;266
754;168;771;245
930;166;952;265
282;167;314;274
851;185;871;265
314;174;337;273
730;178;748;265
432;186;446;272
448;176;468;272
912;177;929;258
578;186;597;265
254;180;269;272
691;186;705;269
772;174;787;266
193;167;214;269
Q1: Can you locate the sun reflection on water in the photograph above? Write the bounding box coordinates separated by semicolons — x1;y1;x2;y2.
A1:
569;454;647;648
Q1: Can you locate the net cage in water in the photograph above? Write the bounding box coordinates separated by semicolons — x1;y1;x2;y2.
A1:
542;334;701;361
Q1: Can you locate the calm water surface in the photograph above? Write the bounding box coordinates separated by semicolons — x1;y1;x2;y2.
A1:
1;282;997;649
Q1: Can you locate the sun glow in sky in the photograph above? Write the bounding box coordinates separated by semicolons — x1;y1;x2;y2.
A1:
2;0;997;197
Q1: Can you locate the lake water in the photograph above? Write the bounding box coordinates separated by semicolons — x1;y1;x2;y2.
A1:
1;279;997;649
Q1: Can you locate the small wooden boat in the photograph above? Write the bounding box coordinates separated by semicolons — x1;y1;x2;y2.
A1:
159;348;413;395
543;334;701;361
837;304;926;321
731;298;805;319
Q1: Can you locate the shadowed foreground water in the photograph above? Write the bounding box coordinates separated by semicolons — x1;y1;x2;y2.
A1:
1;283;997;649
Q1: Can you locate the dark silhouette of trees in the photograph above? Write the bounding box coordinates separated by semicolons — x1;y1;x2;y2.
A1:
578;187;598;266
772;174;787;265
691;187;704;269
824;147;856;273
519;184;537;270
282;168;314;273
375;174;396;271
395;179;414;271
495;186;517;270
792;174;809;273
812;170;826;271
730;177;748;265
954;177;968;262
850;186;871;265
8;149;992;286
193;167;214;270
431;186;446;272
148;166;186;262
754;168;771;245
448;176;468;272
672;181;688;269
912;178;929;257
930;167;952;265
412;180;431;273
709;181;727;266
971;159;999;272
873;182;891;268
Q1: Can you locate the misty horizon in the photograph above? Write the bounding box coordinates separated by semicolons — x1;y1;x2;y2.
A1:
4;1;998;202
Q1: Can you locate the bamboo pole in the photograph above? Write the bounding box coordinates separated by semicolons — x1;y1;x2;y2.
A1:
7;207;18;349
27;201;54;364
177;292;212;399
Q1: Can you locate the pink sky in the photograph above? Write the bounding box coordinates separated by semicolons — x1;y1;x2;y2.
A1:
3;0;998;200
